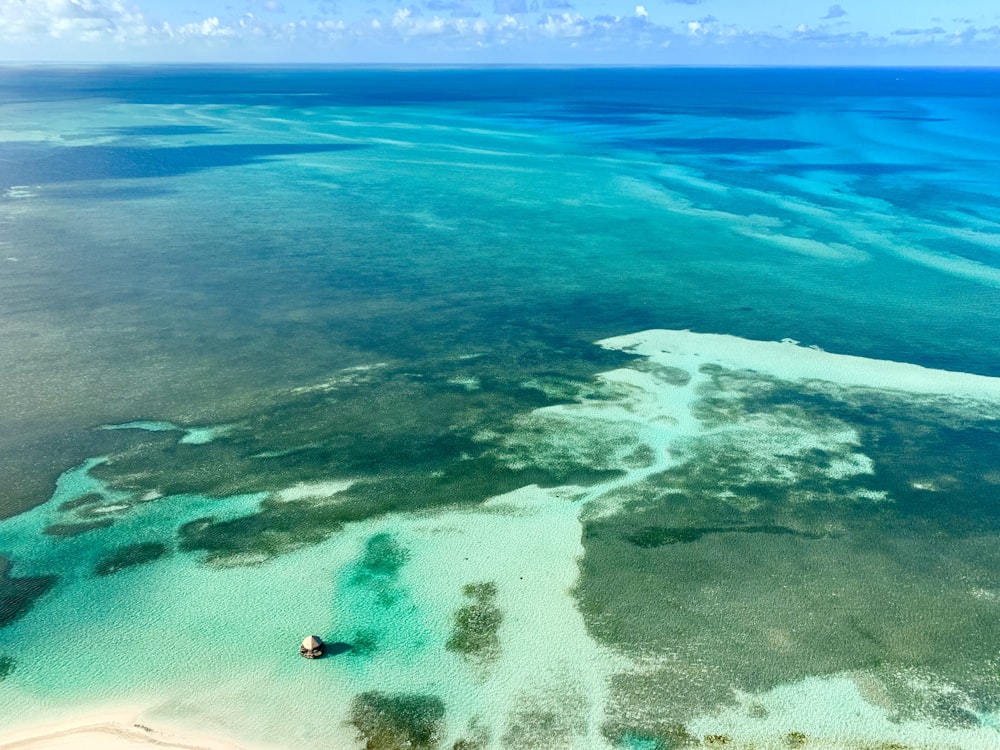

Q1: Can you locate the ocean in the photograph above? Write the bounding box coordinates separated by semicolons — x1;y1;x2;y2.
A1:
1;66;999;749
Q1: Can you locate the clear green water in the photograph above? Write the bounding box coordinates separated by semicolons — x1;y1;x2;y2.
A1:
1;68;1000;749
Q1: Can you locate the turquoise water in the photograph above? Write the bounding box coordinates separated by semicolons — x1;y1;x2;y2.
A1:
1;67;1000;749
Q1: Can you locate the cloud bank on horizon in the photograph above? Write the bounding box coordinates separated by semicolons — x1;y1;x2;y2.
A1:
0;0;998;64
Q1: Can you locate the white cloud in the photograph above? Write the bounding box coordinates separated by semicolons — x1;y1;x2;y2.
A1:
1;0;997;61
177;16;233;37
391;8;452;38
538;12;587;38
0;0;151;42
496;14;518;30
316;19;345;33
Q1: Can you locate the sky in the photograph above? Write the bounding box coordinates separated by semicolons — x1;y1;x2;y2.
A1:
0;0;998;65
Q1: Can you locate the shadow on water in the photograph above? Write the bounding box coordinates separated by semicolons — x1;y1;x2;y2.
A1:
325;641;353;656
0;142;368;188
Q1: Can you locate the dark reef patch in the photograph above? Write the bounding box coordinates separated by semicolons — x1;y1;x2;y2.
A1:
350;533;410;609
0;557;57;629
354;533;409;581
121;358;629;564
501;686;588;749
346;629;379;657
446;582;502;665
94;541;168;576
624;524;825;548
179;500;343;563
58;493;105;512
350;533;409;607
451;721;489;750
349;691;446;750
631;362;692;387
579;370;1000;737
43;519;114;537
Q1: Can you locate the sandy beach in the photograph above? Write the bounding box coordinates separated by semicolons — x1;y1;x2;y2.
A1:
0;711;263;750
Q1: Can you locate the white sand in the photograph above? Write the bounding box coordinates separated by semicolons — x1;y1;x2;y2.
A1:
275;479;355;503
396;484;627;748
600;329;1000;400
0;710;271;750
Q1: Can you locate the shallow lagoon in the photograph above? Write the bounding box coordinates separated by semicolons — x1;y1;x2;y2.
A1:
1;68;1000;749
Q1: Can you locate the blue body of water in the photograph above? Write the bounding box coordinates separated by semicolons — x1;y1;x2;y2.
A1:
1;67;999;749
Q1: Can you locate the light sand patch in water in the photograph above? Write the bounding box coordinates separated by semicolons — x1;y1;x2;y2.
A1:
599;329;1000;401
275;479;355;503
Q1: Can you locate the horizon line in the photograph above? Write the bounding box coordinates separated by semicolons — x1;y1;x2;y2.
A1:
3;61;1000;70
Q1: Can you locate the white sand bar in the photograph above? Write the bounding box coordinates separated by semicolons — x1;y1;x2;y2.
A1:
600;329;1000;399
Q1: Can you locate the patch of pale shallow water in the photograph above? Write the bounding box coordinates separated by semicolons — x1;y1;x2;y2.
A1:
87;504;130;515
448;376;482;391
0;482;623;750
489;365;705;477
3;186;37;200
274;479;355;503
736;231;869;263
485;332;894;521
179;426;232;445
410;485;624;748
682;675;1000;749
100;421;232;446
617;166;1000;288
317;484;623;749
598;330;1000;401
101;421;179;433
288;363;389;395
0;458;267;581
